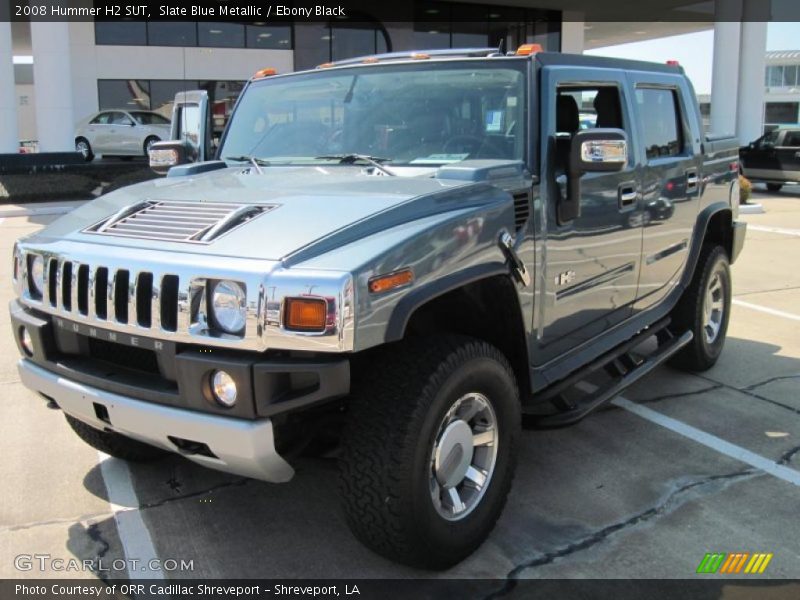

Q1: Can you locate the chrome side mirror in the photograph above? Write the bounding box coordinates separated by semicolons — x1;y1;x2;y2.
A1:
149;140;190;175
559;128;628;224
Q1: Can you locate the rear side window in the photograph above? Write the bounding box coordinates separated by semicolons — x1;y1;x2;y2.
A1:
783;131;800;146
636;88;683;159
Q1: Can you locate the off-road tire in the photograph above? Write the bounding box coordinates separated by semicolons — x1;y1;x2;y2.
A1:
669;244;731;371
339;335;520;569
65;414;167;461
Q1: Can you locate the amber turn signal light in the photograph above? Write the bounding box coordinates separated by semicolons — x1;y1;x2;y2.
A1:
368;269;414;294
285;298;327;331
253;68;277;79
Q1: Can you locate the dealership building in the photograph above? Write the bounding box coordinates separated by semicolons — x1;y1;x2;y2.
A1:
0;0;777;154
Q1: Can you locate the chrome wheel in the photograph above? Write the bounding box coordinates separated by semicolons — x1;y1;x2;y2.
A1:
76;140;90;159
703;272;725;344
429;392;498;521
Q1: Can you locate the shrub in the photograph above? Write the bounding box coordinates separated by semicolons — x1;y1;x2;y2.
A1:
739;175;752;204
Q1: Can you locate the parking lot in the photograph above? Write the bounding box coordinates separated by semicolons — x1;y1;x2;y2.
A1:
1;187;799;586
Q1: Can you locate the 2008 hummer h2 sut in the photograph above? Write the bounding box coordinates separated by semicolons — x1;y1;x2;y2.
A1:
11;47;745;569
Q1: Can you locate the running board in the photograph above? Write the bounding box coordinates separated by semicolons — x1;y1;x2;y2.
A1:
524;327;693;429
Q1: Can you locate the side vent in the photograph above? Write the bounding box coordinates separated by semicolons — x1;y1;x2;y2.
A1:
512;191;531;232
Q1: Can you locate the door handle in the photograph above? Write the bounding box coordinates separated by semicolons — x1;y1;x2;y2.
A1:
619;185;637;207
686;169;699;193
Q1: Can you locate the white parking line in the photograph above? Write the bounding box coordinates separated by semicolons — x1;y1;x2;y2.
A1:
748;224;800;237
733;299;800;322
97;452;164;580
613;397;800;487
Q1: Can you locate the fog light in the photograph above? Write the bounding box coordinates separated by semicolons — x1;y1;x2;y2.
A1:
210;370;237;407
20;327;33;357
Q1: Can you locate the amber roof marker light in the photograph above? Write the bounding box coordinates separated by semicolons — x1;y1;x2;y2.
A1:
515;43;543;56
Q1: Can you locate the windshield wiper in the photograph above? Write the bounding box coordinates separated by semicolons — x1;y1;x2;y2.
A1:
224;155;271;174
314;154;396;176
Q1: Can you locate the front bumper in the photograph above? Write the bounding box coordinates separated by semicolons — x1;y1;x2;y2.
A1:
18;359;294;482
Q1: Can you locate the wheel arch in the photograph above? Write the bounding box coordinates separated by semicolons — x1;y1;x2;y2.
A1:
384;266;531;398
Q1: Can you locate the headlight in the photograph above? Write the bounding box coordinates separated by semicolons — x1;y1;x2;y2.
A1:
29;255;45;297
210;280;246;334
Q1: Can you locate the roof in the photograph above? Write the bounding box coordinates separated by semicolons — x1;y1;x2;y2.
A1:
765;50;800;63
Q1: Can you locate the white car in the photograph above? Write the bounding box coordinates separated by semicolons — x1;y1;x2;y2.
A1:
75;110;171;161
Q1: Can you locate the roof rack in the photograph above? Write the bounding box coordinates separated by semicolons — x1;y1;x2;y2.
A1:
328;47;505;68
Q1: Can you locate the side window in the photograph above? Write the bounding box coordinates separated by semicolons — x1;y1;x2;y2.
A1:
635;87;683;160
782;131;800;146
90;113;110;125
758;130;780;149
555;85;625;170
110;112;133;126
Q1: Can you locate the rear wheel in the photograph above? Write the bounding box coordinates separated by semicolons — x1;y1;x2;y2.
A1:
65;415;167;461
339;336;520;569
766;183;783;192
669;244;731;371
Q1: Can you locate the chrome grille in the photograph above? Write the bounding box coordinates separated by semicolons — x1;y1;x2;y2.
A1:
84;200;275;243
44;259;179;332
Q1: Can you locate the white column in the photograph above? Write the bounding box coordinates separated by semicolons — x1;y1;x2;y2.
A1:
710;21;741;135
31;22;75;152
561;13;585;54
0;22;19;153
735;2;769;143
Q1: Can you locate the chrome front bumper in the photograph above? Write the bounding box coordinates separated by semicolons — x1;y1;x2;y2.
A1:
18;359;295;483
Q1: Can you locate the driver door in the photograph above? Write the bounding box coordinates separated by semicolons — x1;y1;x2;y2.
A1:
535;67;642;364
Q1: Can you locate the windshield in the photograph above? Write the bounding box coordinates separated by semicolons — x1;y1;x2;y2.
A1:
131;112;170;125
220;61;527;166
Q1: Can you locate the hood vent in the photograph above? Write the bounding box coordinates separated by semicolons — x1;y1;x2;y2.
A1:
84;200;276;244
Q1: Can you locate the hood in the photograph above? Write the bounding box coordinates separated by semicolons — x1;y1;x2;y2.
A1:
29;165;498;263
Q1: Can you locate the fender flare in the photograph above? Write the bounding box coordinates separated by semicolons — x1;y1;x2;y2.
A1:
384;262;511;343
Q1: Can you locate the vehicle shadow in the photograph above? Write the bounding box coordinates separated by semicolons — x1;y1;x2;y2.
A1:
66;336;800;581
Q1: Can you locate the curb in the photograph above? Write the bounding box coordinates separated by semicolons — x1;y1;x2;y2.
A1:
739;203;765;214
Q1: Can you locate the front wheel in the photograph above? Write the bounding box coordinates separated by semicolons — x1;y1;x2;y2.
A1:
669;244;732;371
339;336;520;569
75;138;93;162
143;136;160;156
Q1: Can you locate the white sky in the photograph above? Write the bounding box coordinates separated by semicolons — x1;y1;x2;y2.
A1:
586;22;800;95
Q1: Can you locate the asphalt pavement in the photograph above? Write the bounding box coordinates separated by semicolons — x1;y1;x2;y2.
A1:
1;185;799;589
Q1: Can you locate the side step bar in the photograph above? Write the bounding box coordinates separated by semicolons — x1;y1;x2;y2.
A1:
525;322;693;429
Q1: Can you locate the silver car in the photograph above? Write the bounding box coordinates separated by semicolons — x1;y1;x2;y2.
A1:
74;110;171;161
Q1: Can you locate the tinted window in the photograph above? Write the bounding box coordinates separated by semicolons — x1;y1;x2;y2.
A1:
109;112;133;125
130;112;170;125
198;23;245;48
94;21;146;45
147;22;197;46
150;80;199;117
782;131;800;146
636;88;683;159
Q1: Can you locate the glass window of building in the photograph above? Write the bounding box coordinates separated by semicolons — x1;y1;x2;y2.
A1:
150;80;200;117
98;80;151;111
331;23;383;61
452;5;489;48
147;22;197;46
765;102;799;124
94;21;147;45
198;22;245;48
246;24;292;49
782;65;798;87
413;1;451;49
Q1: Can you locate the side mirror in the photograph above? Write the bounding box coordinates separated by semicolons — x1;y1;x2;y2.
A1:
149;140;191;175
559;128;628;224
